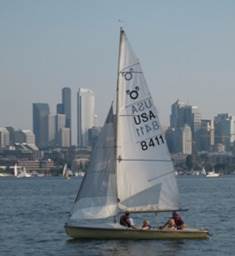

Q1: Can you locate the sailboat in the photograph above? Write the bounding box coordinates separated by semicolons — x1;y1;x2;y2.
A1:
14;164;31;178
201;167;207;176
63;164;73;179
206;170;221;178
65;29;208;240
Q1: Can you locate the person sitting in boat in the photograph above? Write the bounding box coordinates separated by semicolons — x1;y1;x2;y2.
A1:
120;211;134;228
172;211;185;230
142;219;151;230
160;217;177;230
159;211;185;230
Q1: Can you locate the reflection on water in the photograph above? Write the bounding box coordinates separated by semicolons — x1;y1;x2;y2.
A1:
0;176;234;256
66;239;184;256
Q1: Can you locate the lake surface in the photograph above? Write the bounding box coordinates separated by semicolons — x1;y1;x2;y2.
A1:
0;175;234;256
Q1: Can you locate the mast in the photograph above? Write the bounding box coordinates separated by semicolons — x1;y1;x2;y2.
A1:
115;28;124;206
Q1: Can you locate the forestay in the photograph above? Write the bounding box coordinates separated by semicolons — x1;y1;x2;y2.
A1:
70;106;118;220
116;29;180;212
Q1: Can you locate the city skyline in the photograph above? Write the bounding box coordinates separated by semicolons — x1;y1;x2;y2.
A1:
1;90;235;154
0;1;235;130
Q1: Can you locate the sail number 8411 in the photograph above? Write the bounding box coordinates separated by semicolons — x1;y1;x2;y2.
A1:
140;135;164;151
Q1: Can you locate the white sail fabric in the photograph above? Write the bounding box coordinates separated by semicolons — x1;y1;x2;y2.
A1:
116;30;180;212
70;106;118;220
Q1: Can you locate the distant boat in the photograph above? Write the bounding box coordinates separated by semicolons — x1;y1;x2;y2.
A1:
14;164;31;178
201;168;207;176
206;171;221;178
74;171;85;177
65;28;208;240
192;170;200;176
63;164;73;179
0;172;11;177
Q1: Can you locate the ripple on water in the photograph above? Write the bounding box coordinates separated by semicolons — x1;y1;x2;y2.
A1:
0;176;235;256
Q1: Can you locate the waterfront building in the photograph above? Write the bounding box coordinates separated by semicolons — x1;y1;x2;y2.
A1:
170;99;201;134
15;130;35;144
196;119;214;152
165;125;192;155
0;127;10;148
214;113;235;151
23;130;35;144
169;99;201;153
33;103;49;148
6;127;15;145
77;88;95;148
181;125;192;154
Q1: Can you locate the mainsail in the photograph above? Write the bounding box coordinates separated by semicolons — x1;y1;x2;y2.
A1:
70;29;180;222
70;105;118;220
116;29;180;212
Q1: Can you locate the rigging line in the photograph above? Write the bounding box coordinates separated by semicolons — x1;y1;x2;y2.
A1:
148;170;176;182
117;158;171;162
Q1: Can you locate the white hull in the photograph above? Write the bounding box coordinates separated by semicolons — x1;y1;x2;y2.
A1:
0;173;12;177
65;225;209;240
206;172;220;178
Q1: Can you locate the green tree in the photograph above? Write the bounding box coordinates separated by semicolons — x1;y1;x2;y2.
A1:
186;155;193;171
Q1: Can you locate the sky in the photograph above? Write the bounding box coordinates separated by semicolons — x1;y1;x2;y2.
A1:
0;0;235;141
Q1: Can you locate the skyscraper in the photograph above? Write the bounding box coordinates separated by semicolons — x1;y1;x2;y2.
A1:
55;113;66;146
0;127;10;148
33;103;49;148
196;119;214;151
19;130;35;144
48;115;56;146
169;99;201;154
58;128;71;147
56;103;63;114
214;113;235;150
170;99;201;134
77;88;95;148
62;87;71;130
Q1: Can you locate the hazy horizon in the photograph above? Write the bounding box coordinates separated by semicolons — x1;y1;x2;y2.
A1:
1;0;235;144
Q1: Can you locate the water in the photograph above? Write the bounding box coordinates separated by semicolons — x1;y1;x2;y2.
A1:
0;176;234;256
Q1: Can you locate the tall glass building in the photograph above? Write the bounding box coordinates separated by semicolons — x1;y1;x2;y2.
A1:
33;103;49;148
62;87;72;144
77;88;95;148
